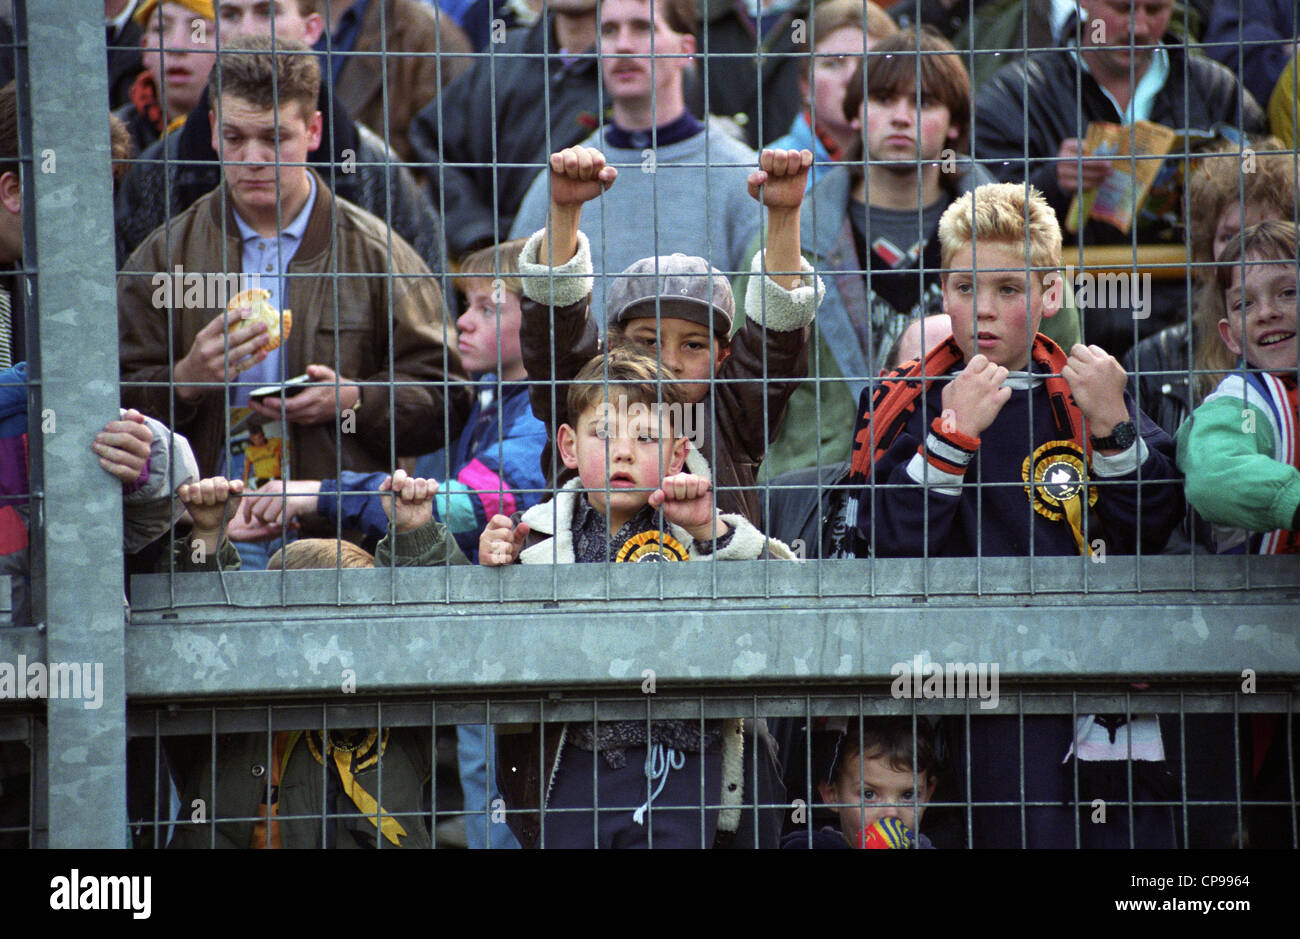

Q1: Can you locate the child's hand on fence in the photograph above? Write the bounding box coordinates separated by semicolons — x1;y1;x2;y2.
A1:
548;146;618;207
177;477;245;539
379;469;438;534
747;148;813;210
650;473;730;543
235;478;322;540
93;409;153;485
1062;343;1130;450
480;514;529;566
940;354;1011;439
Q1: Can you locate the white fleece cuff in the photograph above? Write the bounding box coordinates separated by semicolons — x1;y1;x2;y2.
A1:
123;415;199;554
519;227;594;307
683;443;712;481
905;452;963;497
744;250;822;332
698;514;795;560
1090;437;1148;477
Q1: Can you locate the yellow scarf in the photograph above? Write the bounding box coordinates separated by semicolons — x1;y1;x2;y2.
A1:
306;729;410;847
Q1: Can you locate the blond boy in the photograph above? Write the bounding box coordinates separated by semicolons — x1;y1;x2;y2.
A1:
844;182;1183;848
846;181;1182;559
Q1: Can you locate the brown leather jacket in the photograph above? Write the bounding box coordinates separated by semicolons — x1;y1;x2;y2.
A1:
517;231;820;523
118;170;472;479
334;0;473;163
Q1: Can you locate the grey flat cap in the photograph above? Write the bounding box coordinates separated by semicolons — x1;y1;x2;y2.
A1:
608;253;735;337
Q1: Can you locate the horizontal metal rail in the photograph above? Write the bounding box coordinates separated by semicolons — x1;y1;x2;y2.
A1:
117;690;1299;738
64;556;1296;697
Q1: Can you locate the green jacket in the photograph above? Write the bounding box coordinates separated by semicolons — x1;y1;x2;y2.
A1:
374;516;471;568
166;525;465;848
168;728;435;849
1175;371;1300;551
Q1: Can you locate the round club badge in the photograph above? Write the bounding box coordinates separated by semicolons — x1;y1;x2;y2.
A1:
1022;441;1098;555
306;727;389;772
615;530;690;563
1022;441;1097;519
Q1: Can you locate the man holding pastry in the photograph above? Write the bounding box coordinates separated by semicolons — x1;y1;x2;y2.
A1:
119;36;470;510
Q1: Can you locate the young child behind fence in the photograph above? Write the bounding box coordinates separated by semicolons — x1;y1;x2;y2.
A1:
1175;221;1300;846
1177;220;1300;554
167;474;464;848
391;349;793;848
782;717;939;850
236;237;547;565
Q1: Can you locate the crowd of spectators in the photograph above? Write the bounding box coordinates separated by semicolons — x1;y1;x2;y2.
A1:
0;0;1296;849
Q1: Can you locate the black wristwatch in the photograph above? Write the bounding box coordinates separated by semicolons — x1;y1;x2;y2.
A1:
1090;420;1137;452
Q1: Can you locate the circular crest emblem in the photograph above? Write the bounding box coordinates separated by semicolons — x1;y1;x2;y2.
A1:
615;530;690;562
1022;441;1098;522
306;728;388;771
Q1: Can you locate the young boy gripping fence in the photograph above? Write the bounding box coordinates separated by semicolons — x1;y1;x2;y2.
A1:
1177;220;1300;554
846;181;1184;560
518;145;823;524
845;182;1185;848
445;350;794;848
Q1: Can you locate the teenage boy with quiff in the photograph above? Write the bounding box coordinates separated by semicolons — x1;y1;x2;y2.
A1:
115;0;445;274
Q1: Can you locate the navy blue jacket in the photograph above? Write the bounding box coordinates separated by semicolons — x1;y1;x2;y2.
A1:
856;359;1183;558
318;378;547;561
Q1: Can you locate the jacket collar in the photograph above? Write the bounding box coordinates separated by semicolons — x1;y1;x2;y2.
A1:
518;479;581;564
803;166;854;259
517;444;713;563
205;167;335;263
802;158;992;259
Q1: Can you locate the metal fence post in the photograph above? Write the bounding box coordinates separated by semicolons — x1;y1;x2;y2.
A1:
21;0;128;847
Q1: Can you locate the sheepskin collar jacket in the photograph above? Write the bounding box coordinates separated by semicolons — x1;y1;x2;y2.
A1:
514;478;791;564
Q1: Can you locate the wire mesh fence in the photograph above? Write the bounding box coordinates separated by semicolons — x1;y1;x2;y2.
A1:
0;0;1296;849
117;687;1298;849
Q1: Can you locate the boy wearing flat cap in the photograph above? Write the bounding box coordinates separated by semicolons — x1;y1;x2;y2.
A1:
513;145;823;523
